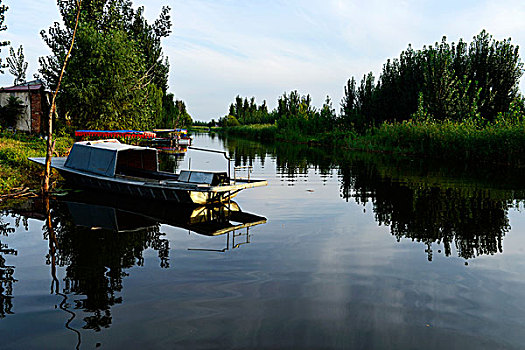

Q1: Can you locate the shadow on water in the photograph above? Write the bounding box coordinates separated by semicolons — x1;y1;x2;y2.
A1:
220;134;525;261
0;193;266;338
0;214;19;319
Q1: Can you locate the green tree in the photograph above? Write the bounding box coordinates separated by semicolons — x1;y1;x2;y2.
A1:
226;95;273;125
340;77;367;131
0;96;25;128
276;91;318;134
59;25;161;130
357;30;523;126
319;96;336;131
7;45;28;85
38;0;172;130
357;72;376;123
161;93;176;127
174;99;192;127
219;115;240;127
160;94;192;127
0;1;9;73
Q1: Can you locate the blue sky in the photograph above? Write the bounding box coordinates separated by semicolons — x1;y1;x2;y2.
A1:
1;0;524;121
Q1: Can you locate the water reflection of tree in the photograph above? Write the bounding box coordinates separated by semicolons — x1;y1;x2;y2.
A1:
221;135;335;180
44;200;170;331
338;155;519;260
0;213;22;319
220;135;524;261
158;152;185;173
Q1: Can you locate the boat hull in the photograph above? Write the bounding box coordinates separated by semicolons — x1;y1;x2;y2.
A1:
29;157;265;205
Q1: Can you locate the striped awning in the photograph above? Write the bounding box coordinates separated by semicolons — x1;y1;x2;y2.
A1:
75;130;157;139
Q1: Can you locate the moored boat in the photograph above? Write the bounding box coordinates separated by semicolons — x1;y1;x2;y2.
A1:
146;128;193;147
29;139;267;204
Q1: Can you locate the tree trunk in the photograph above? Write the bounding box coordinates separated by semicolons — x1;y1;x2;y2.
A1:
42;0;82;193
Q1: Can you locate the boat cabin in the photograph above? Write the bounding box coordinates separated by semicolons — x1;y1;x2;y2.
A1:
65;140;158;177
64;140;228;185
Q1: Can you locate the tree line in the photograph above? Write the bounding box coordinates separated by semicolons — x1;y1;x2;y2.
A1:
217;92;337;135
216;30;524;135
341;30;524;132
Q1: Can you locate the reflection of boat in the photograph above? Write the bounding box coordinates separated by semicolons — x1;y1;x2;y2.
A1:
29;139;267;204
59;192;267;237
65;201;158;233
154;145;188;155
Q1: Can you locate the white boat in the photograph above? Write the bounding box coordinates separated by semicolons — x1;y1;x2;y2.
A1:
29;139;267;204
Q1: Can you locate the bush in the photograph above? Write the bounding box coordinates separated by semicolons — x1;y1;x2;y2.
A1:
0;96;25;128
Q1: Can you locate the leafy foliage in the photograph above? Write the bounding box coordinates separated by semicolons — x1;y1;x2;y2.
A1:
342;30;524;128
348;101;525;164
160;93;192;128
38;0;172;131
60;25;162;130
225;96;275;125
221;31;525;165
220;115;241;127
222;92;337;136
0;96;25;128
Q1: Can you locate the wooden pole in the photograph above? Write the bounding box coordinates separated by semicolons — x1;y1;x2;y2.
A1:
42;0;82;193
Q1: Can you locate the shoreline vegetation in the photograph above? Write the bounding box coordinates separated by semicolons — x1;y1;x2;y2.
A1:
204;30;525;166
216;107;525;166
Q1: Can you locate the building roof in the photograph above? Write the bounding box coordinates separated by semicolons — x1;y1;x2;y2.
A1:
0;80;44;92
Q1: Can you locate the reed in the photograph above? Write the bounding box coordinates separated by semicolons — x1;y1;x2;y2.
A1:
220;124;278;141
348;115;525;165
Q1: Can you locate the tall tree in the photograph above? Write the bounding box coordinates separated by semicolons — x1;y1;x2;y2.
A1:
7;45;28;85
160;93;192;128
174;99;192;127
60;25;162;130
342;30;524;128
0;1;9;73
38;0;172;130
340;77;360;130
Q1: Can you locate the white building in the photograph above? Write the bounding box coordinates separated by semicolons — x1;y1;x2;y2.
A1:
0;80;50;133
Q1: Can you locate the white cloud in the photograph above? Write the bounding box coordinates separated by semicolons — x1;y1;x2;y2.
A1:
1;0;524;120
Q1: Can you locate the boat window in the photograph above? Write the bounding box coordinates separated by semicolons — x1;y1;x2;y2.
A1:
116;149;158;174
178;171;228;185
189;172;214;184
178;170;191;182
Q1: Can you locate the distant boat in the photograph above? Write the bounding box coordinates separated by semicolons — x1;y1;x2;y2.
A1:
146;128;193;148
75;130;157;139
29;139;267;205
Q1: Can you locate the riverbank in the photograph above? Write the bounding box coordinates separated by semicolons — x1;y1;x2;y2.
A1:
217;115;525;166
0;132;74;196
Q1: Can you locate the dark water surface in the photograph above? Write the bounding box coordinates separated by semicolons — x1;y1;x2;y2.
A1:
1;134;525;349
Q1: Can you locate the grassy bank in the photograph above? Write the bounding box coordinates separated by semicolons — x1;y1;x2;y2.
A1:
0;132;74;195
217;115;525;166
218;124;278;141
348;117;525;165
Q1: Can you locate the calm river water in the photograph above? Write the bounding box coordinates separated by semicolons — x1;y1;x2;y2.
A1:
1;133;525;349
